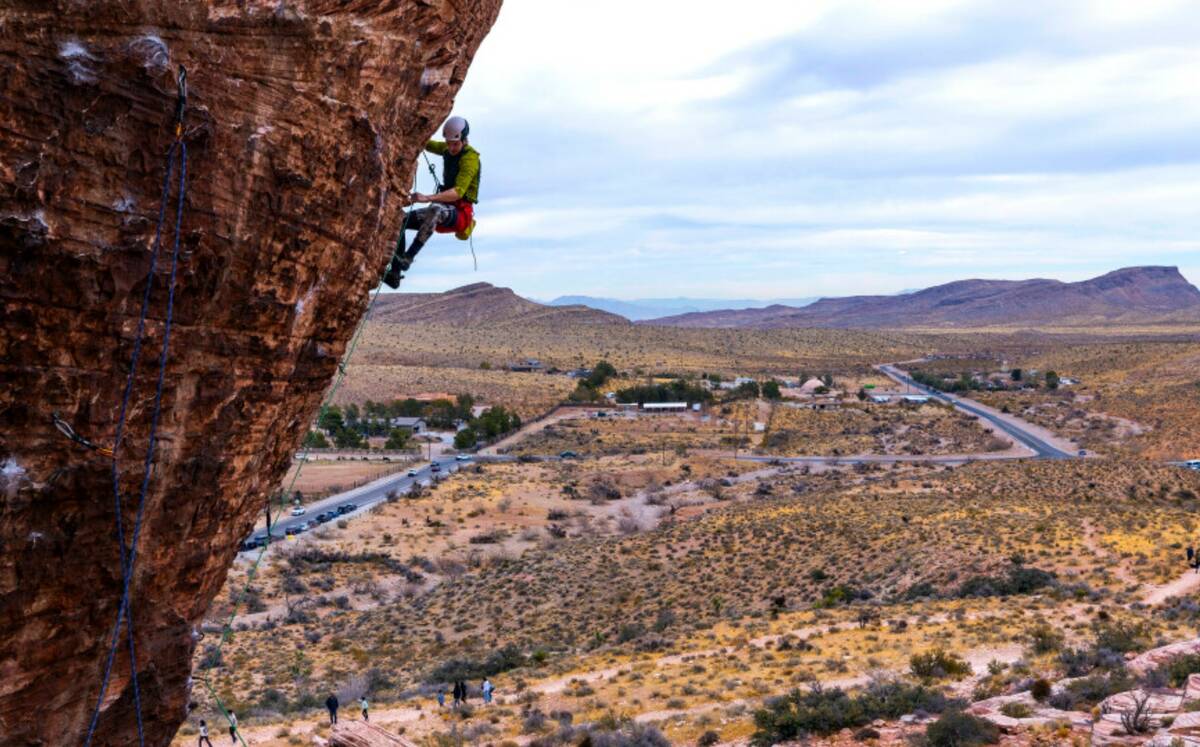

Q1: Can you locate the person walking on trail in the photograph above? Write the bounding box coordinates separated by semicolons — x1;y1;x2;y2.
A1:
359;695;369;721
459;679;469;703
227;712;238;744
436;687;446;708
452;679;462;707
383;115;480;288
198;719;214;747
481;677;494;705
325;694;339;724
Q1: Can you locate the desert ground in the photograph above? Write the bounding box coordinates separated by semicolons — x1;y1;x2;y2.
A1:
180;323;1200;746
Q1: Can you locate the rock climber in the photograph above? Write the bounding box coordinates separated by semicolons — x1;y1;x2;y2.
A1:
384;115;480;288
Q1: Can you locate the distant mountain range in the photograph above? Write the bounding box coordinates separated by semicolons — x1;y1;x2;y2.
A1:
644;266;1200;329
372;267;1200;330
545;295;819;321
370;282;627;326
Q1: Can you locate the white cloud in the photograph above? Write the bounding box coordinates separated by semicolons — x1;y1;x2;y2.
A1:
405;0;1200;299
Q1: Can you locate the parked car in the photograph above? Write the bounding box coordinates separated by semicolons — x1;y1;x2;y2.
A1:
239;537;261;551
314;511;333;523
407;468;418;477
431;463;441;473
1186;459;1200;471
455;454;470;462
336;503;358;515
290;506;306;516
560;450;578;459
284;526;300;537
296;521;311;532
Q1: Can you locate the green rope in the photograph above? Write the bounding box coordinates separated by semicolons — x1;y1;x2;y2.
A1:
197;212;408;744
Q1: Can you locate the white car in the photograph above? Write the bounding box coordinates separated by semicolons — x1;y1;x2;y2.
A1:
455;454;471;462
1186;459;1200;471
291;506;306;516
407;468;418;477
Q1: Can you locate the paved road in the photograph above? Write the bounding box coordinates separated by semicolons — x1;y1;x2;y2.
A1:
243;456;474;550
877;364;1075;459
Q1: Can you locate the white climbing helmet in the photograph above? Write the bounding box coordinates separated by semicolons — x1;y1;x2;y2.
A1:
443;115;469;142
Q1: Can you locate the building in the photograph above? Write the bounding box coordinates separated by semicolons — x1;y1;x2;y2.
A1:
901;395;930;404
641;402;688;412
388;417;426;433
508;358;544;373
870;394;892;403
567;368;593;379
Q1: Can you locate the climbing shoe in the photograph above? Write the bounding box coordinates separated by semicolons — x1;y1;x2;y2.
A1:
382;255;409;289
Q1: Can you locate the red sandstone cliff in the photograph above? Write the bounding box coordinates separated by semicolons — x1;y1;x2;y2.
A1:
0;1;501;744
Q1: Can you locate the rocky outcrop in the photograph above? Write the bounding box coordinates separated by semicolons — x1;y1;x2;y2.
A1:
369;282;630;326
323;721;419;747
0;1;500;744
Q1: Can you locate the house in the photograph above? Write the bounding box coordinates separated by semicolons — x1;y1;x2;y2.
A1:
798;378;828;395
901;395;930;404
508;358;544;373
641;402;688;412
388;417;426;433
567;367;593;379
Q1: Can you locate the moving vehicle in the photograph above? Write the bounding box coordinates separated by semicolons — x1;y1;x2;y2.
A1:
407;468;418;477
560;450;578;459
336;503;358;515
314;511;333;524
1186;459;1200;471
295;521;311;532
290;506;306;516
455;454;471;462
431;462;441;473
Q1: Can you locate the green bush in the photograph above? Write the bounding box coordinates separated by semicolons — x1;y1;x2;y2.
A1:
750;681;952;745
1030;678;1052;701
910;649;972;681
999;701;1032;718
1093;621;1150;654
1158;653;1200;687
924;710;999;746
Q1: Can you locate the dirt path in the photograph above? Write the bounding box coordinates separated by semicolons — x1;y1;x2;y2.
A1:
479;406;603;455
1143;569;1200;606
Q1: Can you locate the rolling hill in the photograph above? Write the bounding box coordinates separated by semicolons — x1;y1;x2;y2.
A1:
644;266;1200;329
369;282;628;326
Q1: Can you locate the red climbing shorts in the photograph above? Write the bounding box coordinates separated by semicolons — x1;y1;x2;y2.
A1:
435;200;474;235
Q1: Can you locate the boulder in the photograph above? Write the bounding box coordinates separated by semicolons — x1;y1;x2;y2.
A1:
1128;639;1200;677
329;721;419;747
0;1;500;744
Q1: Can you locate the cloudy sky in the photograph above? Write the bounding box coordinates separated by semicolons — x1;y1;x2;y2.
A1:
401;0;1200;300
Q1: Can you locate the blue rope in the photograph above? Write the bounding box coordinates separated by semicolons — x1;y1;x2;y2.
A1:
84;138;188;747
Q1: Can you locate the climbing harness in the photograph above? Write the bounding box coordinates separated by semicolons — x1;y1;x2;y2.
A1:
51;412;114;458
85;64;189;747
420;151;479;269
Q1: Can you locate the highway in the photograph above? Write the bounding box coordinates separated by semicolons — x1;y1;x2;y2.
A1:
243;456;473;551
877;364;1076;459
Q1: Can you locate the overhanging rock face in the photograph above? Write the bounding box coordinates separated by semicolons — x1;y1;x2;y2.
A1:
0;1;501;743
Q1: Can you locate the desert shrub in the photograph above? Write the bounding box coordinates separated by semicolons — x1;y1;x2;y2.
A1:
428;644;527;683
905;582;938;600
1050;671;1135;710
853;727;880;741
1027;625;1064;655
1030;678;1052;701
956;567;1055;598
1155;653;1200;687
1093;620;1150;653
924;710;999;747
910;649;972;680
999;701;1032;718
1058;646;1125;677
750;680;951;744
529;718;668;747
697;730;720;746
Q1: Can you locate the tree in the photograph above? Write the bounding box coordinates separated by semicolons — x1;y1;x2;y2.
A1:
454;427;478;450
821;373;833;388
1045;370;1060;390
384;428;410;450
344;402;361;428
303;430;329;448
454;393;476;420
333;427;364;449
857;387;868;401
317;405;344;432
762;380;782;400
586;360;618;389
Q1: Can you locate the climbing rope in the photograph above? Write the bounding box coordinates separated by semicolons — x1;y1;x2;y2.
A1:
196;210;412;747
85;65;188;747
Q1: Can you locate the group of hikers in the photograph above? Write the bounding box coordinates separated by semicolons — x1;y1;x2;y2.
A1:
435;677;496;708
323;694;372;724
